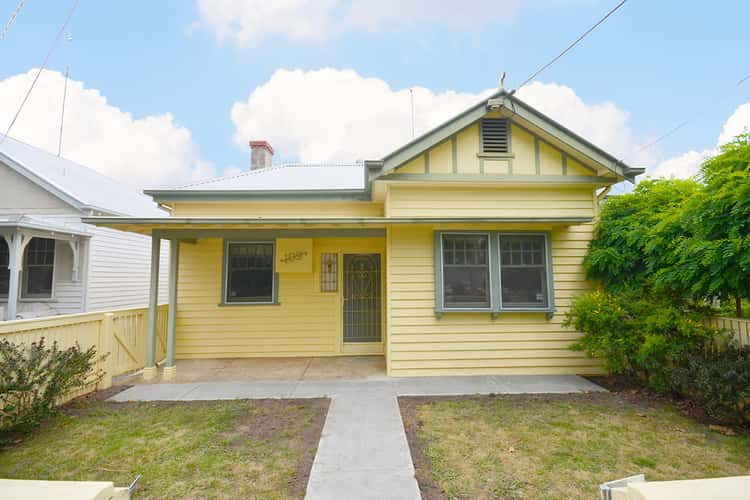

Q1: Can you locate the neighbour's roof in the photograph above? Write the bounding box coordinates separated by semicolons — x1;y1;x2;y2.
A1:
0;214;91;237
176;163;366;191
0;136;166;217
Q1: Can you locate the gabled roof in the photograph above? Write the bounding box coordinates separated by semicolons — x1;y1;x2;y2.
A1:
0;136;166;217
145;163;369;202
368;89;645;182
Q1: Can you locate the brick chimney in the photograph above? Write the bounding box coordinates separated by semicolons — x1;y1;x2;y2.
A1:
249;140;273;170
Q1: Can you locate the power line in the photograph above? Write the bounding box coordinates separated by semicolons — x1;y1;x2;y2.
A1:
0;0;80;145
510;0;628;94
635;71;750;154
0;0;26;41
57;66;69;157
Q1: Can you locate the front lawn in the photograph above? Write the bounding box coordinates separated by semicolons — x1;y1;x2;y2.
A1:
400;393;750;499
0;397;328;499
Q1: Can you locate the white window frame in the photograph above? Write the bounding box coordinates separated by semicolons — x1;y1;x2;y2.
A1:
0;236;9;299
21;237;56;300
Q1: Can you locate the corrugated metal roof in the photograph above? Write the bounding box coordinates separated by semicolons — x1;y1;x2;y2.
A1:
176;163;365;191
0;136;166;217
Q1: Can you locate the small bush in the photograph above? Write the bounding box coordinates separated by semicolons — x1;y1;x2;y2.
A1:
0;338;104;435
565;291;714;391
668;344;750;425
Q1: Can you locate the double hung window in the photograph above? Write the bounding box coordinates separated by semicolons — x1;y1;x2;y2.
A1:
436;232;552;315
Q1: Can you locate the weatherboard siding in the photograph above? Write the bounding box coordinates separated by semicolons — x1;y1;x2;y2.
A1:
170;201;384;218
386;223;602;376
86;227;169;311
175;237;385;359
386;185;596;219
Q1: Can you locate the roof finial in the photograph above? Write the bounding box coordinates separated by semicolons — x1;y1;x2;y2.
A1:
499;71;506;91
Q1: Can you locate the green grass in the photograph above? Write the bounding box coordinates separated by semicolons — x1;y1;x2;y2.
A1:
409;395;750;499
0;399;327;499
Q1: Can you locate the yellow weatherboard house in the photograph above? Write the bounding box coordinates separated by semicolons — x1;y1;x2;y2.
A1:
86;86;644;379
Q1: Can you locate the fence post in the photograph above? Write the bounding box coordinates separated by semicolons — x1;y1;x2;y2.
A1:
100;313;115;389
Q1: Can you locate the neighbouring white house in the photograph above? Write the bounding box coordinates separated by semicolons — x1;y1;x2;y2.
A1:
0;136;168;320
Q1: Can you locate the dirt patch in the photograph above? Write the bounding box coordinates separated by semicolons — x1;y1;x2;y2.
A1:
586;375;721;428
399;397;445;500
216;398;329;497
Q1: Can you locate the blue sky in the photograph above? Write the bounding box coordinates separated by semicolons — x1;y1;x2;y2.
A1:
1;1;749;187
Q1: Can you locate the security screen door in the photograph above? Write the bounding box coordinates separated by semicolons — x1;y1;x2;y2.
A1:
343;254;382;343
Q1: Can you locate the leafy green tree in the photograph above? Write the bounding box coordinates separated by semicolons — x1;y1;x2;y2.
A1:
654;134;750;316
585;178;700;295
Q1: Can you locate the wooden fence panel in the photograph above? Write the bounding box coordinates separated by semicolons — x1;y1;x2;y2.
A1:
706;316;750;347
0;305;169;400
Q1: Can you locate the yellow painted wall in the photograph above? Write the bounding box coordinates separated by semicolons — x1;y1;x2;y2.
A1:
171;201;384;218
175;237;385;359
456;124;480;174
386;223;602;376
511;124;537;175
428;140;453;174
386;185;596;219
396;155;425;174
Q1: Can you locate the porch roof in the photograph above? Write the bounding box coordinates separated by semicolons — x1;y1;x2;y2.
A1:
0;215;91;239
82;215;594;236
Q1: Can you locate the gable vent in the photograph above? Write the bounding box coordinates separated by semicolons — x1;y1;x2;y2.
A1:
481;118;510;153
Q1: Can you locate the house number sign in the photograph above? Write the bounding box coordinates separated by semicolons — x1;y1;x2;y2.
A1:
280;250;308;264
275;238;313;273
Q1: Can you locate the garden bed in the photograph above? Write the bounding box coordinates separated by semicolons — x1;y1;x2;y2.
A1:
0;396;329;499
400;392;750;499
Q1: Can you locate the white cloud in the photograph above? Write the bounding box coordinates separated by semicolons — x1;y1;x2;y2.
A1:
0;69;213;189
647;101;750;180
649;150;708;179
718;102;750;145
196;0;540;46
231;68;640;164
515;81;644;162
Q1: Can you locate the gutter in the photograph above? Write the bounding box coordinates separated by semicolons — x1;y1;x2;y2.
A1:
82;216;595;226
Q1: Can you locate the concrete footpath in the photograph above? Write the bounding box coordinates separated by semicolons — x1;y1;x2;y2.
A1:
111;375;604;499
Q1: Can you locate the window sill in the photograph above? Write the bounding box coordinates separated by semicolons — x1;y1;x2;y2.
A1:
218;301;280;307
19;297;56;303
436;307;555;319
476;152;515;159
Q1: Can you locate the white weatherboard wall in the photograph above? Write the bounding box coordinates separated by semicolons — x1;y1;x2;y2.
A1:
49;240;84;315
86;226;168;311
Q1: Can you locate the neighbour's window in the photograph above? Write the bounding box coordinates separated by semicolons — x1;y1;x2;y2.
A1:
481;118;510;153
500;235;548;308
0;237;9;297
23;238;55;298
441;234;491;308
225;242;275;303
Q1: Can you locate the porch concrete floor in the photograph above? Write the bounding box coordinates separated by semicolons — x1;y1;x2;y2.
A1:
113;356;386;385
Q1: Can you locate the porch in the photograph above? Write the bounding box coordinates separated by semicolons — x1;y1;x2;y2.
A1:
115;355;387;385
1;215;90;320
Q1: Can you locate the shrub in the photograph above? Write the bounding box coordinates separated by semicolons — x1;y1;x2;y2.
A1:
0;338;104;435
668;344;750;425
565;291;714;391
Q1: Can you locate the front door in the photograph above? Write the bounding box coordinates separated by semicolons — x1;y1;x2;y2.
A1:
343;254;382;343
